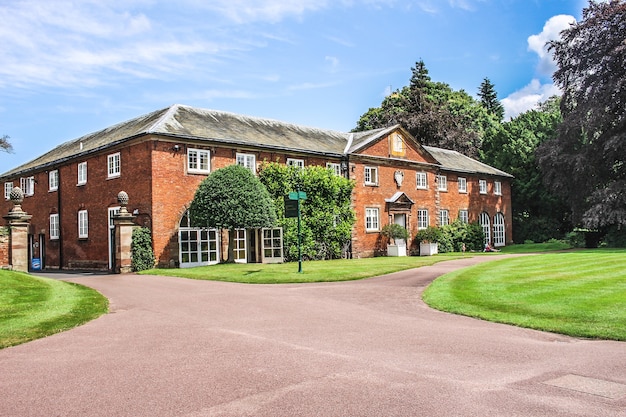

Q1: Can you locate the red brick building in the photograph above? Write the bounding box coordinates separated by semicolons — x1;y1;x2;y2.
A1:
0;104;512;270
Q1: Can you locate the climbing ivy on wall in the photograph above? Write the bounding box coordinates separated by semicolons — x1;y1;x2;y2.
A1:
258;162;355;261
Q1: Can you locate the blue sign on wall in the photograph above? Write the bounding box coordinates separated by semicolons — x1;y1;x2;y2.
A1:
31;258;41;271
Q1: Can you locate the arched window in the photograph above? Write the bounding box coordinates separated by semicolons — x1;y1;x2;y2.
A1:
178;210;219;268
480;212;491;245
493;212;505;247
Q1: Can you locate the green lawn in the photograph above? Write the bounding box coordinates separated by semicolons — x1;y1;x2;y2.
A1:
423;249;626;340
499;241;572;253
0;270;108;348
140;254;464;283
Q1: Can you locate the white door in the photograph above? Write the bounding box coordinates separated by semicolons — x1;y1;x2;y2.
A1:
393;213;407;246
108;207;120;270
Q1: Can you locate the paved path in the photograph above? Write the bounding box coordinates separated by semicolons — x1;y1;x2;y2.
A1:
1;255;625;416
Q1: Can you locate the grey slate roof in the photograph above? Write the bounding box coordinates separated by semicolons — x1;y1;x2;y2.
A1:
1;104;512;179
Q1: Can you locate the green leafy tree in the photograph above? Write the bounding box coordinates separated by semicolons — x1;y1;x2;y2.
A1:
478;77;505;121
189;164;277;263
538;0;626;229
131;227;155;271
354;60;491;158
258;162;355;261
0;134;12;153
482;97;571;242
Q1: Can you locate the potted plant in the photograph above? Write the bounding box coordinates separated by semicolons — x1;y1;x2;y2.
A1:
381;223;409;256
414;226;441;256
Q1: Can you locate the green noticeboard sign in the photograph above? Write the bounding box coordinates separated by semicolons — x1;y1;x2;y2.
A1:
285;199;299;218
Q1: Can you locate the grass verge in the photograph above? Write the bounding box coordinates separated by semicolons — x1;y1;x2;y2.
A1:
423;249;626;341
140;254;464;283
0;270;108;349
499;241;572;253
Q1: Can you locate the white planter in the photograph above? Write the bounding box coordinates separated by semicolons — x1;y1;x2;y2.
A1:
419;242;438;256
387;244;407;257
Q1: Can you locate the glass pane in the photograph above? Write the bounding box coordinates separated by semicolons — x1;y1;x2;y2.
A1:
190;253;198;262
264;249;272;257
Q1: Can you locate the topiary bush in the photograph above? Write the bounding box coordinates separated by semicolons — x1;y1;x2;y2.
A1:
131;227;155;272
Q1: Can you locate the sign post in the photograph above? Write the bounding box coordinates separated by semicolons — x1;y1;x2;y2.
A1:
285;190;307;273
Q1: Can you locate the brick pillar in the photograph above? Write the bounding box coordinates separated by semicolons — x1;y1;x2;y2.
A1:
112;191;136;274
3;187;33;272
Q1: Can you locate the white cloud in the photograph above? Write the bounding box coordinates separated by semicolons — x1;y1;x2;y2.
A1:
527;14;576;76
502;14;575;119
501;79;561;120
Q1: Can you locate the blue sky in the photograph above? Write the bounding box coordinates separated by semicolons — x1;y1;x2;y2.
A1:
0;0;587;174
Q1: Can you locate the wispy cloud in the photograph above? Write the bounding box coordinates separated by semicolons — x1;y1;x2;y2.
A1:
527;14;576;77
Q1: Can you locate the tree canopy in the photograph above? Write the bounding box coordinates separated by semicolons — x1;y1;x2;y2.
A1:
354;60;494;159
482;97;571;242
189;164;277;262
538;0;626;229
478;77;505;121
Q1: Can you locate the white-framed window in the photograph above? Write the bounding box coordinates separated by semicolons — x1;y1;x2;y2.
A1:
459;209;469;224
49;170;59;191
437;175;447;191
77;162;87;185
479;179;487;194
365;207;379;231
439;209;450;226
287;158;305;169
417;209;429;230
494;212;505;247
262;228;284;263
480;212;491;245
188;148;211;174
20;176;35;196
50;213;59;240
78;210;89;239
364;166;378;186
4;182;13;200
107;152;121;178
416;172;428;189
326;162;341;176
234;229;247;263
458;177;467;193
494;181;502;195
236;153;256;173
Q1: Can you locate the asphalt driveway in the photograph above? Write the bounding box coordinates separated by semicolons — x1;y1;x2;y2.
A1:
1;255;625;416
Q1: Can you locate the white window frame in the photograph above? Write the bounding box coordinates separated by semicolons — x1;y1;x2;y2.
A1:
479;179;488;194
458;177;467;193
49;170;59;192
78;210;89;239
77;162;87;185
480;212;491;245
364;166;378;186
326;162;341;176
439;209;450;226
365;207;380;232
494;212;505;247
234;228;247;264
188;148;211;174
20;177;35;196
416;172;428;189
459;209;469;224
261;228;284;263
50;213;60;240
494;181;502;196
437;175;447;191
236;153;256;174
107;152;121;178
4;182;13;200
417;209;429;230
287;158;305;169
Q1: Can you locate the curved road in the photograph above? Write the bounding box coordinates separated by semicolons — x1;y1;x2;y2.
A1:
1;255;625;416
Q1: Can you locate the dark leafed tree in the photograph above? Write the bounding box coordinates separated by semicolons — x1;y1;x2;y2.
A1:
538;0;626;229
354;60;490;158
482;97;571;242
0;134;13;153
478;77;505;121
189;164;277;263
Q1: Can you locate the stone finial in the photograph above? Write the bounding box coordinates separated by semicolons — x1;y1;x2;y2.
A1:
117;190;129;215
9;187;25;213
